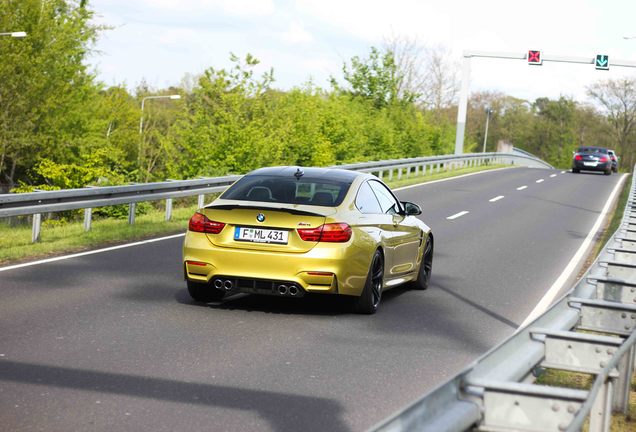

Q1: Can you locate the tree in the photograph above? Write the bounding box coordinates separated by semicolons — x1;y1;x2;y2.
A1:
0;0;104;188
587;77;636;167
332;47;416;108
383;36;459;111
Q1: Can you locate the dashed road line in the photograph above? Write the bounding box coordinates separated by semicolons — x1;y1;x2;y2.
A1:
536;179;544;183
489;195;505;202
561;170;567;174
550;174;557;178
447;211;469;220
517;185;528;190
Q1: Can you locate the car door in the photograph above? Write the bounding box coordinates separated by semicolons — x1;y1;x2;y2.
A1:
368;180;422;276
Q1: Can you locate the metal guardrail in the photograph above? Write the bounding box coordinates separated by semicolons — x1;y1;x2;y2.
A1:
0;151;551;242
372;170;635;432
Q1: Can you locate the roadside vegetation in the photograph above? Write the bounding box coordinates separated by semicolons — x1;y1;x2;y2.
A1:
3;1;636;198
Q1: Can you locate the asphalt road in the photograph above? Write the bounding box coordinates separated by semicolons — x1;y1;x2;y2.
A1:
0;167;623;432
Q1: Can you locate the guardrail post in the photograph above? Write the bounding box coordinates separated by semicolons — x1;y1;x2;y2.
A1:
165;198;173;221
388;169;393;181
83;208;92;232
589;373;616;432
198;194;205;209
31;213;41;243
436;163;440;173
414;165;419;176
378;170;383;180
128;202;136;225
613;346;635;413
397;168;402;180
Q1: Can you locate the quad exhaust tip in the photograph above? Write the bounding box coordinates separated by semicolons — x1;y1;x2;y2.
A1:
278;284;288;295
288;285;299;296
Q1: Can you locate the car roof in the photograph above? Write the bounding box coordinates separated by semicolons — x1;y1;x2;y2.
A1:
246;166;363;182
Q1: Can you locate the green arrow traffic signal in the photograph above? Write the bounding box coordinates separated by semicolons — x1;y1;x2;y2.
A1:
595;54;609;70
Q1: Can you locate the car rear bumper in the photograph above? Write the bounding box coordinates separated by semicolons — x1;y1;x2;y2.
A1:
572;161;611;172
183;231;372;296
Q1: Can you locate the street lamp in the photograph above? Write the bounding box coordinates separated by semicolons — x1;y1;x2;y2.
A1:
138;94;181;180
139;94;181;134
0;31;27;38
482;107;493;153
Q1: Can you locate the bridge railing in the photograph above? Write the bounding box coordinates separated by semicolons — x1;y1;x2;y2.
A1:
0;151;551;242
371;169;635;432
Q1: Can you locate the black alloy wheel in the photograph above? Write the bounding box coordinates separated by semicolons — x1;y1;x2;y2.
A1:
412;238;433;290
353;250;384;314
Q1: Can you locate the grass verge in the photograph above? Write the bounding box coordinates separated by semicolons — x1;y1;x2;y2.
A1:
0;163;508;265
537;369;635;431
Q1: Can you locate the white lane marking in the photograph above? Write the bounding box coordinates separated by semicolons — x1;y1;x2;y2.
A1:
0;233;186;273
489;195;504;202
394;167;514;191
550;174;557;178
519;173;629;329
447;211;469;220
516;185;528;191
536;179;544;183
561;171;567;174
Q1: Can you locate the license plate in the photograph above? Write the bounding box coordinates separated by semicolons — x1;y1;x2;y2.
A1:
583;162;597;167
234;227;289;244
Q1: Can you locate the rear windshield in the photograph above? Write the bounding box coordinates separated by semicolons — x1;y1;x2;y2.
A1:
577;147;608;154
220;175;352;207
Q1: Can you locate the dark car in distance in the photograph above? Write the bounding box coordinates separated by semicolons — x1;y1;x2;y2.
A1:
572;147;612;175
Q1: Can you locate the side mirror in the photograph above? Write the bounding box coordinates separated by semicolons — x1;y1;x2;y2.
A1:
402;201;422;216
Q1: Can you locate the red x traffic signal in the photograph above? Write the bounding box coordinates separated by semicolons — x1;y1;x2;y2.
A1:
528;50;542;65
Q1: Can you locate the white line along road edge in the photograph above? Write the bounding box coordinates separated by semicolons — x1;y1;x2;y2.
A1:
519;173;628;328
489;195;504;203
0;233;186;273
393;166;513;191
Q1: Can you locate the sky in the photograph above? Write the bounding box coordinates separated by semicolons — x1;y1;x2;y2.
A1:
90;0;636;103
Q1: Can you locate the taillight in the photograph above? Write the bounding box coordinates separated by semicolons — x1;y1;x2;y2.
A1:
188;212;225;234
297;223;352;242
574;154;582;161
599;156;609;163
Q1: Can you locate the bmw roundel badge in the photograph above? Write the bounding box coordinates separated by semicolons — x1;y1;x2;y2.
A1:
256;213;265;223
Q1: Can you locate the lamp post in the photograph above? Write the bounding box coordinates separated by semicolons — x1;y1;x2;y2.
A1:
482;107;493;153
0;31;27;38
138;94;181;180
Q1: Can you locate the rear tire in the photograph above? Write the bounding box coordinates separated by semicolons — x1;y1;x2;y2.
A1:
572;168;580;173
352;250;384;314
187;280;226;303
411;237;433;290
604;169;612;175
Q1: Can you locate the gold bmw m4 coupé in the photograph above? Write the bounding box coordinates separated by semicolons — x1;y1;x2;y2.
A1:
183;166;433;314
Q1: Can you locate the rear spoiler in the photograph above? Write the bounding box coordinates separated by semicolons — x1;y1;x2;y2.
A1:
207;204;330;217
